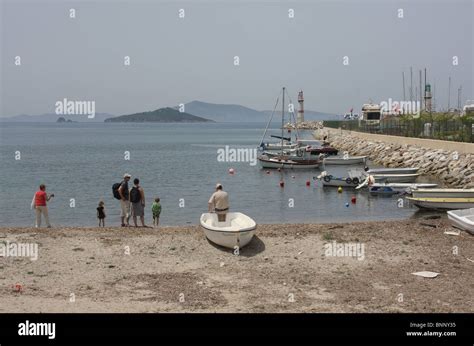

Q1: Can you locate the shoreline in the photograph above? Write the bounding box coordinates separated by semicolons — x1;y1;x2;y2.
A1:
1;218;472;313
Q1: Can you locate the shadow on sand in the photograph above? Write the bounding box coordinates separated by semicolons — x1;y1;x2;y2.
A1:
206;235;265;257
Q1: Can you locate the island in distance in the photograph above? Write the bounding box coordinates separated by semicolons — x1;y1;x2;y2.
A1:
104;107;214;123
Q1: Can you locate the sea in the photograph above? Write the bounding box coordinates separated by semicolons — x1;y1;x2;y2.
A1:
0;122;429;227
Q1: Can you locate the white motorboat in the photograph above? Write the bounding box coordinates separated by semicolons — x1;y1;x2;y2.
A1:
447;208;474;235
412;189;474;199
258;155;320;169
200;212;257;249
323;156;367;166
407;197;474;210
366;167;419;175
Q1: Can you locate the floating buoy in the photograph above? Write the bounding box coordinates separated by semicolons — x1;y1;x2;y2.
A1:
338;187;343;193
228;168;235;174
292;175;296;179
277;168;282;172
351;196;357;204
306;180;311;187
279;180;285;188
266;170;270;175
345;202;350;207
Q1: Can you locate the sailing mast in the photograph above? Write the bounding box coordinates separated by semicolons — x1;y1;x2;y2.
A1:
281;87;285;157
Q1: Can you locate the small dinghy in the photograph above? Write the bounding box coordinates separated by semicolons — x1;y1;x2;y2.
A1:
200;212;257;249
366;167;419;174
447;208;474;235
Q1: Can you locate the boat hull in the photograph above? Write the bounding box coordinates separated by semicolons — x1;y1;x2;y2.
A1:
200;212;256;249
322;177;361;187
407;197;474;210
447;208;474;235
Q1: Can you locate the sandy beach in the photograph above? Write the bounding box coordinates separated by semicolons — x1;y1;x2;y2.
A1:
0;218;472;313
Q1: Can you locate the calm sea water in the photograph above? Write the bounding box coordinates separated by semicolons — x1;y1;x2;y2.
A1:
0;122;423;227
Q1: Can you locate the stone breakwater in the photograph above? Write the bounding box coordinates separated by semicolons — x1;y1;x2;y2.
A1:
316;129;474;188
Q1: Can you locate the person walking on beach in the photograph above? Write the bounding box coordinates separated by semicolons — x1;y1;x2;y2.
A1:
118;173;131;227
130;178;147;227
31;184;54;228
97;200;106;227
152;197;162;228
208;183;229;222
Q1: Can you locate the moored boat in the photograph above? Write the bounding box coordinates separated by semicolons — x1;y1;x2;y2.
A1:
319;169;363;187
366;167;419;175
368;183;437;194
323;155;367;166
447;208;474;235
407;197;474;210
371;173;420;183
412;188;474;199
258;155;320;169
200;212;257;249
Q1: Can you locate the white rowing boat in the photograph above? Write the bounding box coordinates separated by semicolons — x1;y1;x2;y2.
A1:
200;212;257;249
412;188;474;199
323;156;367;166
447;208;474;235
407;197;474;210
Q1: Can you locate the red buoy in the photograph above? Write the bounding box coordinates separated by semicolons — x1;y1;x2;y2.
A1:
351;196;357;204
306;180;311;187
279;180;285;188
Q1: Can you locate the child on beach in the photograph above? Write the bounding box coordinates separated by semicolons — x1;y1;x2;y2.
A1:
152;197;161;228
97;200;106;227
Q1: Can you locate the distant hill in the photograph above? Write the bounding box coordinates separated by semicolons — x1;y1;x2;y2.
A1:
183;100;338;122
2;113;115;122
104;107;213;123
183;101;266;122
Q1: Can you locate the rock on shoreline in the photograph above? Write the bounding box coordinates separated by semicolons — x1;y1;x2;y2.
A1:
315;129;474;188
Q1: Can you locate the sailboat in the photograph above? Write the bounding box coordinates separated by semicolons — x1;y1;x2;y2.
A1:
258;87;322;169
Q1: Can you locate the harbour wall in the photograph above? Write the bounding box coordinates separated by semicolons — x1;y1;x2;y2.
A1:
314;128;474;188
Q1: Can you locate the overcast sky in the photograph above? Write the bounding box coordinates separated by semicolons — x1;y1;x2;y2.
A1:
1;0;472;116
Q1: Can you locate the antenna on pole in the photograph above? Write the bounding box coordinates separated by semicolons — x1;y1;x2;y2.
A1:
402;71;406;101
448;76;451;111
410;67;413;103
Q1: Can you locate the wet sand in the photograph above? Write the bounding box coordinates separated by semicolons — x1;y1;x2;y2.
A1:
0;218;473;312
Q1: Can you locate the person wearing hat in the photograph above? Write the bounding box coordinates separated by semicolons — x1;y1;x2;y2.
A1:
208;183;229;222
118;173;131;227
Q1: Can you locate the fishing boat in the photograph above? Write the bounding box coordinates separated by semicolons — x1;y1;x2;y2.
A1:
258;87;322;169
366;167;419;174
412;188;474;199
319;169;363;187
200;212;257;249
323;155;367;166
407;197;474;210
447;208;474;235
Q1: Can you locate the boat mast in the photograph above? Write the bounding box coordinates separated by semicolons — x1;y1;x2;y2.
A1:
281;87;285;156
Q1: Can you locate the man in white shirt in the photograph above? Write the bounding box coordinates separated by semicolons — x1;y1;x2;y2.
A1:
208;183;229;222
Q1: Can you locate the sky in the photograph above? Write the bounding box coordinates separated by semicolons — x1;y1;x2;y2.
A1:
1;0;473;117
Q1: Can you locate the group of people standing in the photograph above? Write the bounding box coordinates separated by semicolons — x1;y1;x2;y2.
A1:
31;174;229;228
113;173;161;228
